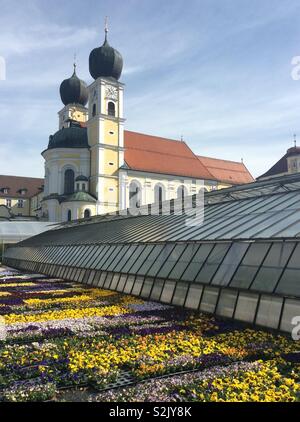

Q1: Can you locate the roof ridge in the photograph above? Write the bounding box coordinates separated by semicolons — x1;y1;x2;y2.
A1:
0;175;44;181
125;130;183;144
125;145;200;159
182;143;215;179
197;155;245;165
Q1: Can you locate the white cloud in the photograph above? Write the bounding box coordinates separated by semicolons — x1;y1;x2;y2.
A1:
0;25;97;57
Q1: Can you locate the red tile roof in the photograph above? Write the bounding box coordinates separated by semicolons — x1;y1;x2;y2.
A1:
197;156;254;185
124;131;214;179
0;175;44;199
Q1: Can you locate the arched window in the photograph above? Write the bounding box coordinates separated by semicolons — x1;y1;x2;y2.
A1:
177;185;188;212
129;181;141;209
92;104;96;117
154;184;165;204
108;102;116;117
84;209;91;219
64;169;75;195
67;210;72;222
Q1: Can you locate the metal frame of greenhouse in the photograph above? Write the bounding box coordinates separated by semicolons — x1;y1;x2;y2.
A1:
3;173;300;333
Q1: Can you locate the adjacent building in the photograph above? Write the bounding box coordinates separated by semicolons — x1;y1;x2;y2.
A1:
258;145;300;180
0;175;44;219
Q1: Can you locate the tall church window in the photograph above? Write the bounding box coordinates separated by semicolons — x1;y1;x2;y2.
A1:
64;169;75;195
108;102;116;117
154;184;165;205
129;181;141;209
177;185;188;212
84;209;91;219
92;104;96;117
67;210;72;222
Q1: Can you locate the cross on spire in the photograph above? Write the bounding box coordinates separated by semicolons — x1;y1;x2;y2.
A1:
73;53;77;74
105;16;109;41
294;133;297;148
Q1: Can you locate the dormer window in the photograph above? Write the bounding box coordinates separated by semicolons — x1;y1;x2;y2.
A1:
17;188;27;196
3;188;9;194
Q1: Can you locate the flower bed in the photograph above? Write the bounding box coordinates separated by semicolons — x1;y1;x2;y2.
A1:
0;266;299;402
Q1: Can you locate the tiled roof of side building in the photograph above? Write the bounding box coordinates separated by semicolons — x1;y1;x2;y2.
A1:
197;156;254;185
124;131;214;180
0;175;44;199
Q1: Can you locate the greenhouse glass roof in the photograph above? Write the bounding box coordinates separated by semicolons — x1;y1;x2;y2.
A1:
4;173;300;333
0;221;57;244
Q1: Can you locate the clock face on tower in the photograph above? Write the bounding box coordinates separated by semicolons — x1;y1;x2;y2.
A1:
105;86;118;101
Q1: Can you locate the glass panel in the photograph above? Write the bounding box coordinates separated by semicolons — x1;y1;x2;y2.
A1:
199;287;219;313
196;244;231;284
116;274;127;292
77;269;85;282
102;245;125;271
110;274;120;290
69;268;76;280
280;299;300;333
181;244;214;282
123;276;135;294
185;284;203;309
255;296;283;329
172;283;189;307
93;271;104;286
76;247;90;267
92;246;112;269
216;289;238;318
230;243;270;289
212;243;249;286
110;245;133;273
81;245;99;267
82;270;90;284
87;270;96;285
69;246;85;267
131;276;144;296
160;280;176;303
140;278;154;298
138;245;165;276
234;292;259;323
104;272;114;288
156;244;187;279
251;243;295;292
168;244;201;280
150;279;165;301
276;270;300;297
85;245;105;268
147;244;176;278
129;245;155;274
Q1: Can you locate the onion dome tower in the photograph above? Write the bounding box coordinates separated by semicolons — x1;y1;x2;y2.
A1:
89;22;123;80
87;18;125;216
58;61;89;130
60;63;88;107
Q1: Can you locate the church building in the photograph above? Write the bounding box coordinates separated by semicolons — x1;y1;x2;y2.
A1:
38;26;253;222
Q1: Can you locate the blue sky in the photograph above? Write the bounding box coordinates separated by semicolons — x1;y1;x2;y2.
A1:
1;0;300;178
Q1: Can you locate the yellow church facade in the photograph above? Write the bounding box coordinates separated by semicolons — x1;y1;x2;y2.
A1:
1;26;253;224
